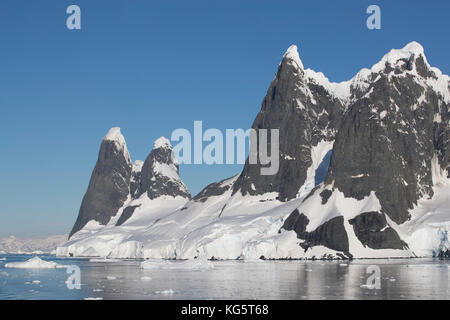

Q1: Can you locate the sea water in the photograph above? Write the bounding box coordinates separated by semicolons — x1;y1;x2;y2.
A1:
0;254;448;300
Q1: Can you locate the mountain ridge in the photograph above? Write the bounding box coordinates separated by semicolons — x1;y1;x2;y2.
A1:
59;41;449;259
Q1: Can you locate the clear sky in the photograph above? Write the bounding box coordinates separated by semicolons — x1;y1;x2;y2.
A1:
0;0;448;237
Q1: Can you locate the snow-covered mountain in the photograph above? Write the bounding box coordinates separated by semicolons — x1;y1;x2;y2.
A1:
0;235;67;254
58;42;449;260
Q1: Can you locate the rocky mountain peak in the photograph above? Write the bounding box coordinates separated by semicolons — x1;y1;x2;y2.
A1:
282;44;304;70
153;136;172;150
136;137;190;200
103;127;131;164
69;127;133;238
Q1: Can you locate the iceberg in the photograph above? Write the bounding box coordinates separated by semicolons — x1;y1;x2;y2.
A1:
4;256;67;269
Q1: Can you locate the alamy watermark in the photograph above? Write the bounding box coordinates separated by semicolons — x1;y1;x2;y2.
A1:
364;265;381;289
65;5;382;31
66;5;81;30
171;121;280;175
366;5;381;30
66;265;81;290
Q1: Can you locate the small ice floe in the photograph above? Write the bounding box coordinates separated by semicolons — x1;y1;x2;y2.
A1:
155;289;175;295
84;297;103;300
140;276;152;281
389;278;396;282
0;257;6;261
31;280;41;284
339;263;348;267
106;276;117;280
93;289;104;292
5;256;67;269
141;259;214;270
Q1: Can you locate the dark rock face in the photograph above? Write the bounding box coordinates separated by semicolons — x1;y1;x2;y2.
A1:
116;205;141;226
232;46;346;201
282;209;350;254
69;130;132;238
129;161;143;199
325;53;449;224
280;43;449;254
349;212;407;250
193;176;235;203
438;250;450;259
115;139;191;226
281;209;309;235
69;133;193;235
136;139;191;200
320;189;332;204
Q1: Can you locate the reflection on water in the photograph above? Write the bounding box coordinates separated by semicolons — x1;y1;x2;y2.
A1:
0;255;449;300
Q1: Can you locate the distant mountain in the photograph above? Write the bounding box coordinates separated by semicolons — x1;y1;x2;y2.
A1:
59;42;449;260
0;235;67;254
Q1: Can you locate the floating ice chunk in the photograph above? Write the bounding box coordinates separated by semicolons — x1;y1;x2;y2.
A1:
31;280;41;284
4;257;67;269
84;297;103;300
140;276;152;281
155;289;175;295
106;276;117;280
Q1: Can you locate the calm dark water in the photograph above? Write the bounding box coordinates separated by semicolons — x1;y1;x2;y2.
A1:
0;254;448;300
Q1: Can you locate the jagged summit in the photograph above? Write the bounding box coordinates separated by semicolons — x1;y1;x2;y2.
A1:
69;127;133;238
153;136;172;150
135;135;190;201
104;127;126;147
400;41;424;55
369;40;427;74
102;127;131;164
381;41;425;63
283;44;304;69
115;137;190;226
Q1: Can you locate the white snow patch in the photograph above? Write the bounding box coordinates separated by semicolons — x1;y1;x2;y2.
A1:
297;140;333;198
153;136;172;150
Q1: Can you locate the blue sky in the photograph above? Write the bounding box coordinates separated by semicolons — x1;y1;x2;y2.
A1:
0;0;448;237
